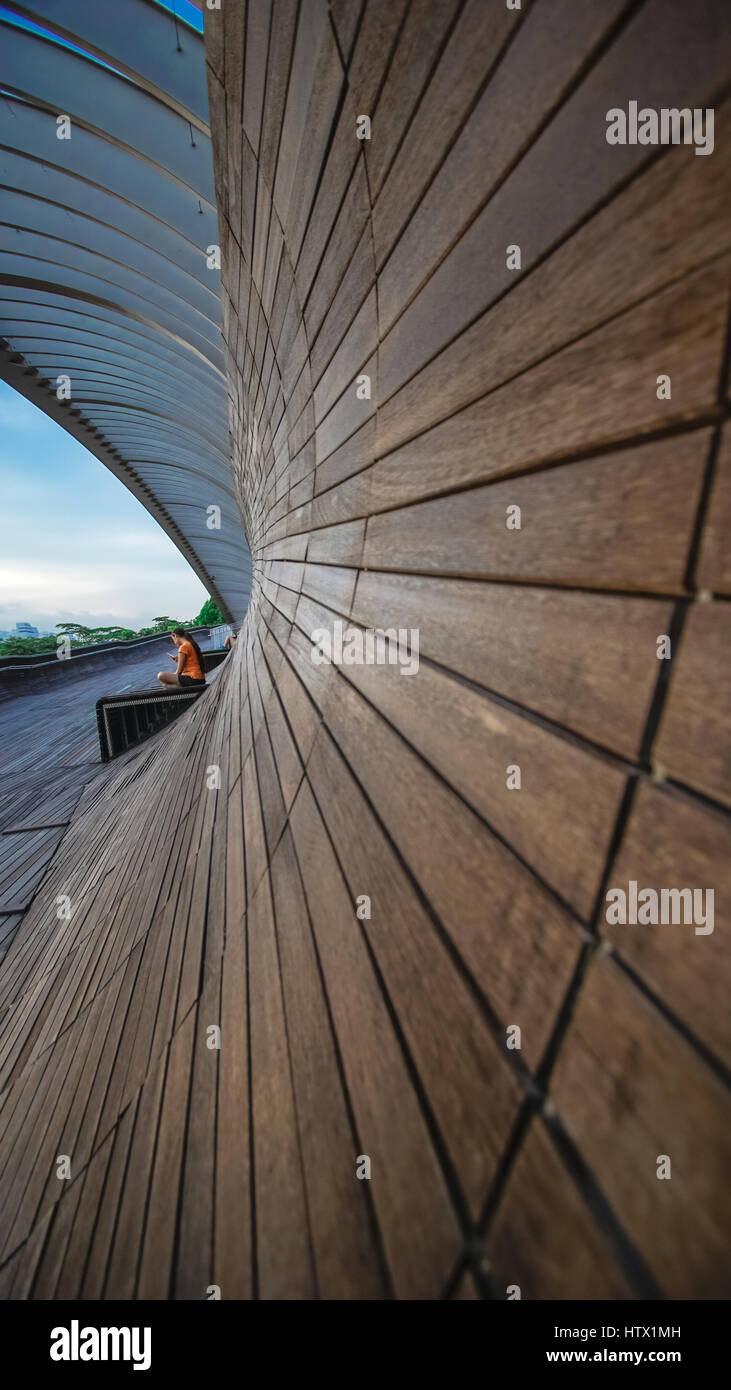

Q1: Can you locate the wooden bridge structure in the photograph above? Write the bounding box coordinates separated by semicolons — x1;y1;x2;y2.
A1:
0;0;730;1300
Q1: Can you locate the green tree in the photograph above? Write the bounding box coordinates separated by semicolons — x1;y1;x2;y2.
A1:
195;597;224;627
55;622;136;645
0;634;61;656
56;621;94;642
0;611;215;659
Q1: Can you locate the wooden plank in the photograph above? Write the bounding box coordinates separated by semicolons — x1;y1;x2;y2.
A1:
305;725;523;1215
310;665;583;1069
370;0;520;270
603;780;731;1070
248;871;315;1299
0;826;67;912
0;1012;84;1259
79;1099;139;1298
137;1008;198;1299
336;629;627;918
289;777;462;1297
270;827;386;1296
652;603;731;807
54;1129;115;1298
484;1117;633;1300
375;0;626;312
380;259;728;494
312;290;377;426
0;914;22;967
377;0;731;414
698;425;731;594
308;217;373;384
374;108;731;472
551;954;731;1298
351;571;672;759
102;1039;170;1297
213;788;252;1298
361;432;709;592
301;561;357;613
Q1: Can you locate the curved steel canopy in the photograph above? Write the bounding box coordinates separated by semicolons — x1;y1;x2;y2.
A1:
0;0;251;622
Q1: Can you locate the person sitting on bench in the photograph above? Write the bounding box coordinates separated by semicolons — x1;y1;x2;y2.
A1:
157;628;206;688
224;627;237;651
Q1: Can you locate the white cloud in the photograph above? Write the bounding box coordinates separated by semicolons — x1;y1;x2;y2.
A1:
0;382;210;631
0;557;206;629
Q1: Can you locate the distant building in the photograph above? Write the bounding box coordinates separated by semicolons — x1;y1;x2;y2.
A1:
14;622;39;639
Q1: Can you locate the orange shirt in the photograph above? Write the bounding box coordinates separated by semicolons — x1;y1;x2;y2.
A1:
179;640;203;680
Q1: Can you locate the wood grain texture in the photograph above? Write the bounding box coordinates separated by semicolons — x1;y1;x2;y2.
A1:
0;0;729;1301
551;954;731;1298
652;602;731;807
698;426;731;593
484;1117;633;1301
603;780;731;1070
352;572;672;760
361;433;709;591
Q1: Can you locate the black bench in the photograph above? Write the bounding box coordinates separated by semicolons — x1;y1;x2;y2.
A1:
96;686;206;762
203;647;229;672
95;649;229;762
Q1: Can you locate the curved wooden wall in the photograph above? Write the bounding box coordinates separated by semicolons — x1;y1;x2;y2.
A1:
0;0;729;1300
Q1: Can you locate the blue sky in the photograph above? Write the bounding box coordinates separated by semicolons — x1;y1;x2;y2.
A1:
0;379;207;633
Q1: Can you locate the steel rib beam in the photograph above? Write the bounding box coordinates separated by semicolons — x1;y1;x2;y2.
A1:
0;7;250;621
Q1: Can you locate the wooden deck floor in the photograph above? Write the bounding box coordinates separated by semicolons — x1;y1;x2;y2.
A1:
0;652;201;953
0;649;253;1300
1;0;729;1303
